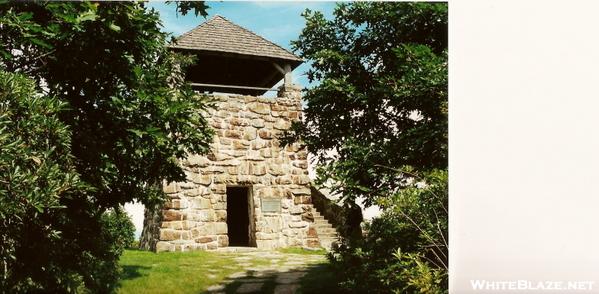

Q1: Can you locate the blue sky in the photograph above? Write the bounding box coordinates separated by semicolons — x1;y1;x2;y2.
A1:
148;1;337;92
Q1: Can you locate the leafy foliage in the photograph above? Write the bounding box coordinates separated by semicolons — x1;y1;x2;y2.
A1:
291;2;448;293
329;170;448;293
0;2;211;292
1;1;213;209
167;1;210;17
289;2;447;207
0;71;86;292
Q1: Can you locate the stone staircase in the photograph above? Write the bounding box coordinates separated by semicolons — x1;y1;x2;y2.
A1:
311;208;339;250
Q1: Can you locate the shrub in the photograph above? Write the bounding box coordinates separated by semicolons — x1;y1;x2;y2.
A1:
329;169;447;294
0;71;138;293
0;71;88;292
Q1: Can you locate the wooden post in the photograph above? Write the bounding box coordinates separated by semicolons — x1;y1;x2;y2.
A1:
284;64;292;86
273;62;293;85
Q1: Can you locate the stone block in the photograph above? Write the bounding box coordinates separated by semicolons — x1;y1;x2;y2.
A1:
195;210;215;222
163;210;186;221
243;127;257;140
192;225;210;237
288;111;299;120
182;220;197;230
165;199;189;209
227;166;238;175
301;212;314;222
246;151;264;161
294;196;312;205
271;104;286;111
289;222;307;229
244;96;257;103
160;229;189;241
213;202;226;210
190;197;211;209
230;117;248;126
207;165;225;174
224;129;241;139
255;232;276;240
258;130;272;139
219;137;232;146
212;184;226;194
237;175;259;184
248;102;270;114
290;187;311;196
217;235;229;247
216;110;230;118
292;175;311;185
307;227;318;238
306;239;320;248
297;151;308;160
183;188;200;197
163;182;180;194
273;119;291;130
252;140;270;150
206;242;218;250
258;187;273;197
178;180;195;189
268;165;283;176
185;154;210;167
191;174;211;186
213;174;235;184
156;241;175;252
233;140;249;150
161;221;182;229
289;206;303;215
215;222;228;234
275;175;292;185
215;210;227;221
292;161;308;169
196;236;215;243
249;163;266;176
250;119;264;128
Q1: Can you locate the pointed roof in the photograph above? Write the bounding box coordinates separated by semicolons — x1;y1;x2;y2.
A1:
169;15;302;64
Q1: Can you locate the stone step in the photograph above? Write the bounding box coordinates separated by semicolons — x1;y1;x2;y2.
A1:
309;205;341;250
311;210;322;217
314;221;333;228
317;232;339;238
316;228;337;234
315;226;333;232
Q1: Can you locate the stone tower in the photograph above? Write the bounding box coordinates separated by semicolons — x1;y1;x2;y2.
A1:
140;16;329;252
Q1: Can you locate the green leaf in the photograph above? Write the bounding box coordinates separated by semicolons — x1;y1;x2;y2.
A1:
108;23;121;32
29;38;53;49
77;10;97;22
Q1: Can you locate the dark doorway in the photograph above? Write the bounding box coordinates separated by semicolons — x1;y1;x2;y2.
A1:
226;186;250;246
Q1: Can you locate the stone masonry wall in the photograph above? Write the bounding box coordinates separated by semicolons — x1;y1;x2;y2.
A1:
152;86;318;252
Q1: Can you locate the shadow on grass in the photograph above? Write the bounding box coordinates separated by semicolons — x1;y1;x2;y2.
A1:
201;263;344;294
120;265;151;281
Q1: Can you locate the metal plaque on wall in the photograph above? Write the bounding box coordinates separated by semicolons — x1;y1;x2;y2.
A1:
261;198;281;213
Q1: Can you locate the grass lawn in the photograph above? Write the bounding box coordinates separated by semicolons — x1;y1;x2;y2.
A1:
117;248;342;294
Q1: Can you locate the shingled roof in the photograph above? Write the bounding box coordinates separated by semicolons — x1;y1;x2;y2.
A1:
169;15;302;64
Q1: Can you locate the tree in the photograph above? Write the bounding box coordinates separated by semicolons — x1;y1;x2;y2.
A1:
290;2;448;292
290;2;447;207
0;2;211;292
